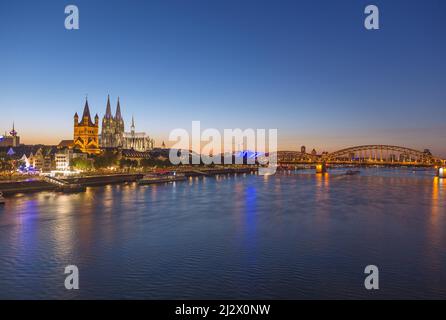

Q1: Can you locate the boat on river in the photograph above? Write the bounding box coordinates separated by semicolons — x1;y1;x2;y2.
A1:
138;173;187;185
345;170;361;176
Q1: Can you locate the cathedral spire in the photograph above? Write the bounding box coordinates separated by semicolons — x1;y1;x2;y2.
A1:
82;98;91;119
82;98;93;126
105;95;112;119
115;97;122;120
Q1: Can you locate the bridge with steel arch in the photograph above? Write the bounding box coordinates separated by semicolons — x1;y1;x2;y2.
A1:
324;145;439;164
277;145;444;166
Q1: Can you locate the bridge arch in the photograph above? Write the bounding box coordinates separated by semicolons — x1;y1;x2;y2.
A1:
325;145;437;164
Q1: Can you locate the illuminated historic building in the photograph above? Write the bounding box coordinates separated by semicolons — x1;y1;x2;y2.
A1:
101;95;124;148
100;96;154;152
100;95;114;148
123;116;154;151
16;146;57;172
114;98;125;147
73;99;100;154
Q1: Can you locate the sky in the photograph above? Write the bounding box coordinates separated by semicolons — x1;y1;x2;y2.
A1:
1;0;446;155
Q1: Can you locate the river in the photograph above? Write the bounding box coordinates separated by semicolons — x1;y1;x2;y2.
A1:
0;168;445;299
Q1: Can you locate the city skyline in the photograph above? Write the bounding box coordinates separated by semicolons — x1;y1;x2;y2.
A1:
1;0;446;155
2;0;446;303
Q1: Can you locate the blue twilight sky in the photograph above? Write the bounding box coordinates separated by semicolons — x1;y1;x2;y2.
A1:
0;0;446;154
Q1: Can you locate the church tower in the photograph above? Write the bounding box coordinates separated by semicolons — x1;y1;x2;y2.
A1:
131;116;135;135
114;97;125;147
101;95;115;148
73;98;100;154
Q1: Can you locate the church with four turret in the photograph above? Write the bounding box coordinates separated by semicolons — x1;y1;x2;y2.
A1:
73;99;100;154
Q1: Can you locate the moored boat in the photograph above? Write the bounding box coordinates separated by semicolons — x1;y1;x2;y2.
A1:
138;173;187;185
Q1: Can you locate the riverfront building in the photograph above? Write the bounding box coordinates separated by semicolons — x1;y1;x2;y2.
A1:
55;148;87;171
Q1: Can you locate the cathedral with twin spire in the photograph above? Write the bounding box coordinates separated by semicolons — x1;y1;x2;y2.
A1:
100;95;154;151
101;95;125;149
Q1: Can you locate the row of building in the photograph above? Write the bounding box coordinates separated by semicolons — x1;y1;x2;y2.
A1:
0;96;158;172
0;144;86;172
0;141;170;173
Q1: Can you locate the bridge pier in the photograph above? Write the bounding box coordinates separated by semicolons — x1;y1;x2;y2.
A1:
316;163;327;174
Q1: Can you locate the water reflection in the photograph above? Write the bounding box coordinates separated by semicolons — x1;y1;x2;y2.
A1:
244;185;258;267
0;168;445;299
425;177;445;276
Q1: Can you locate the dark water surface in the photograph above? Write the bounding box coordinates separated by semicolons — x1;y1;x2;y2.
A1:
0;169;445;299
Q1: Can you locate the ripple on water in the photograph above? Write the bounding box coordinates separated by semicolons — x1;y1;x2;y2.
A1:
0;169;445;299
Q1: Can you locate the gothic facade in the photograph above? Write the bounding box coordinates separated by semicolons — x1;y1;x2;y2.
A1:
100;95;124;148
100;96;154;152
122;117;154;151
